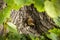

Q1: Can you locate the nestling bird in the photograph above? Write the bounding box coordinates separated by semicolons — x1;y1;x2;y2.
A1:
25;16;35;26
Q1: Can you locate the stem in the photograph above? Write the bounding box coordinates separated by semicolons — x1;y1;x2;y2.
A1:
3;22;7;36
3;18;10;36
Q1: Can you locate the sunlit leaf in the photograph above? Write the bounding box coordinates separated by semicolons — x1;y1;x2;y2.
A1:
4;0;15;7
0;7;11;24
14;0;33;6
48;28;60;36
53;18;60;27
47;33;58;40
29;34;35;40
34;0;45;12
51;0;60;16
44;0;59;18
7;22;17;33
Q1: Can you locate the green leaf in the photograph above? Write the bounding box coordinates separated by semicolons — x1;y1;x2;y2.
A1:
3;7;11;18
34;0;45;12
0;35;5;40
53;18;60;27
7;22;18;33
0;11;5;24
0;7;11;24
51;0;60;16
14;0;33;6
48;28;60;36
4;0;15;7
47;28;60;40
44;0;59;18
7;32;20;40
49;0;60;27
47;33;58;40
29;34;35;40
40;36;45;40
12;4;21;10
14;0;33;10
49;28;58;34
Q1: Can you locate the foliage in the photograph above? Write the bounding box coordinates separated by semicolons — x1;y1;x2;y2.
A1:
34;0;45;12
0;28;60;40
46;28;60;40
7;22;18;33
44;0;60;27
0;35;5;40
0;32;41;40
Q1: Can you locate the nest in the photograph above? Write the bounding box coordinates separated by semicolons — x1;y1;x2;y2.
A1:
11;4;57;36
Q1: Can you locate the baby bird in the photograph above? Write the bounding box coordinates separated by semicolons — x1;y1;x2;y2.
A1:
27;16;35;26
